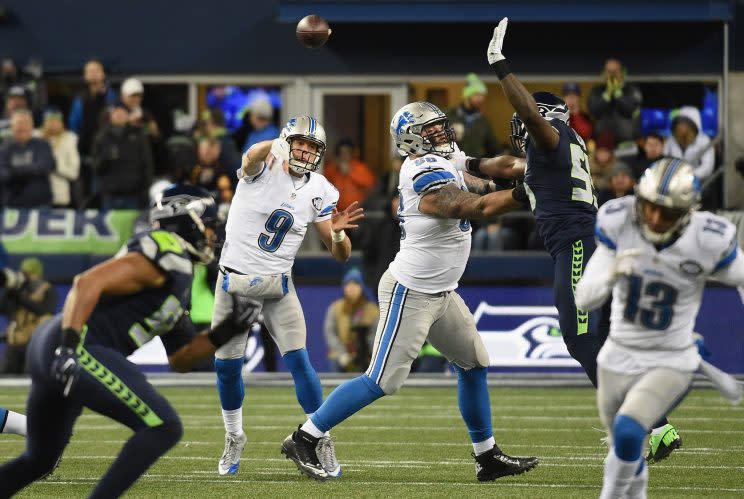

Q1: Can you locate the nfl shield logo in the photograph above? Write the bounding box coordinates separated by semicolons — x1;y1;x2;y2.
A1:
312;197;322;211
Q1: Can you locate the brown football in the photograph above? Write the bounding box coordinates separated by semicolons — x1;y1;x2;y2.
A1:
296;15;331;49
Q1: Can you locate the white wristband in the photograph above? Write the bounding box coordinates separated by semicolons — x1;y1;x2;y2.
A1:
331;229;346;243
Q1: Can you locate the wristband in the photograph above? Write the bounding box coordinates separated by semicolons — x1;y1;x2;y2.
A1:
60;327;80;349
491;60;511;80
331;229;346;243
465;157;482;175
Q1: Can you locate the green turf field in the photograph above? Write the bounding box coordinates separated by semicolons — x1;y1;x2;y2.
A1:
1;385;742;498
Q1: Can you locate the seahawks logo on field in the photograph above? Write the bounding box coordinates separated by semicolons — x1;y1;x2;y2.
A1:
312;197;322;211
680;260;703;276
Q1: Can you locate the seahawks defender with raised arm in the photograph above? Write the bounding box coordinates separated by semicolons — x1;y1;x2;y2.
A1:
485;18;683;459
280;101;538;482
0;185;260;498
213;116;363;477
575;158;744;499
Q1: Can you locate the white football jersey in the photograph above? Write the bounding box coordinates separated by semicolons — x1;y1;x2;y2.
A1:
220;158;339;275
388;154;472;293
595;196;737;372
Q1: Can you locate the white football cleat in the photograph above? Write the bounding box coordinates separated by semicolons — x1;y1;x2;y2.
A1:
317;435;342;478
218;431;247;475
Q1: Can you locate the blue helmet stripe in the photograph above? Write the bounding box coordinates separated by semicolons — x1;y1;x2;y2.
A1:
309;116;315;134
658;159;681;196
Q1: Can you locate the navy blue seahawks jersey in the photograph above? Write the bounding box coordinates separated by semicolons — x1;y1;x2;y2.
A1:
83;229;197;357
524;119;598;257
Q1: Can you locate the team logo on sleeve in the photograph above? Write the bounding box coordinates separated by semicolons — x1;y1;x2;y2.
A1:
312;197;323;211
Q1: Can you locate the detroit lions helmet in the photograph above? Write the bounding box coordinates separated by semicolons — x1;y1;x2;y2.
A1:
510;92;569;154
634;157;701;244
280;116;327;174
150;184;218;263
390;102;456;158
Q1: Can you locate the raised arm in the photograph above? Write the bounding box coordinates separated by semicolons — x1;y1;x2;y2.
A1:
487;18;560;151
241;139;274;177
418;183;523;220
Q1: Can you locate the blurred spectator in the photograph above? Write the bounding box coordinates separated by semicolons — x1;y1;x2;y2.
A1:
42;108;80;207
590;132;629;191
323;138;376;210
215;174;234;222
0;258;57;374
0;58;45;115
91;103;154;209
241;97;279;153
0;86;30;140
323;268;379;372
473;221;521;252
120;78;161;141
379;155;403;199
446;73;501;157
0;59;20;109
68;59;117;160
0;110;54;208
588;58;642;144
165;134;197;183
597;163;636;206
191;137;228;193
664;106;715;180
562;82;593;143
630;132;664;179
202;108;241;173
359;194;401;297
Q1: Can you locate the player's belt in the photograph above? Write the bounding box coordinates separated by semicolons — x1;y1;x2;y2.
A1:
220;265;246;276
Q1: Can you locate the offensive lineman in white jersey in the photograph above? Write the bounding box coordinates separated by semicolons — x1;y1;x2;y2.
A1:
575;158;744;498
280;101;538;481
212;116;363;476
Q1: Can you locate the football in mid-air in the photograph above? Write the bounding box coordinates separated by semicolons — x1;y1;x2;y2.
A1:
296;15;331;49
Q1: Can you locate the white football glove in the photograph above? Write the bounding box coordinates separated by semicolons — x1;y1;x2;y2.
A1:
487;17;508;65
270;137;290;162
449;142;471;172
612;248;642;280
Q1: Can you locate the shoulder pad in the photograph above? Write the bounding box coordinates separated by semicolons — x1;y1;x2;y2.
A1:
595;196;634;250
693;212;738;271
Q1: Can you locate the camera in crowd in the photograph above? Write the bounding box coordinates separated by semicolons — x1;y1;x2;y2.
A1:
0;267;27;290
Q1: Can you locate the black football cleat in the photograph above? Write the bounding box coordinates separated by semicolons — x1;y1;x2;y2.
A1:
281;425;329;481
473;445;538;481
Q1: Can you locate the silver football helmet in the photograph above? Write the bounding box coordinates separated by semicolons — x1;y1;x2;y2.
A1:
510;92;569;154
280;116;327;174
390;102;456;158
634;157;701;244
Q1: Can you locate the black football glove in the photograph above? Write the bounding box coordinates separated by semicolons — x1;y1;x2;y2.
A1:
51;346;78;397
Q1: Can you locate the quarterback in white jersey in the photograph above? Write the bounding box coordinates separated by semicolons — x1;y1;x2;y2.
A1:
576;158;744;499
281;102;538;483
211;116;363;477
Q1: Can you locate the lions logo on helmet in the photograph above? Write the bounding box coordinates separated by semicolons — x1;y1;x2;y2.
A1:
634;157;701;244
510;92;569;154
390;102;457;158
150;184;218;263
280;116;327;174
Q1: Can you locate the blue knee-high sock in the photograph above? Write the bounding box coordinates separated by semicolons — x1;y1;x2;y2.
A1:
613;415;646;461
311;375;385;432
455;366;493;443
283;349;324;415
215;358;245;411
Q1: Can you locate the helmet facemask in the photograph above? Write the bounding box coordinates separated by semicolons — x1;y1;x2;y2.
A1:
286;136;326;174
150;188;217;264
411;118;457;158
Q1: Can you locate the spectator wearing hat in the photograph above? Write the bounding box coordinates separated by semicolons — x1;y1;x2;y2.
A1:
0;86;30;140
91;102;154;209
446;73;501;157
587;58;642;145
597;162;636;207
42;108;80;207
68;59;117;161
0;110;54;208
323;268;379;373
562;82;594;143
323;138;377;211
0;257;58;374
120;78;161;141
241;97;280;153
630;132;664;179
664;106;715;180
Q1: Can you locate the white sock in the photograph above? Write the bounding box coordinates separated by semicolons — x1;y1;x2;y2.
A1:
625;461;649;499
650;425;665;436
301;418;323;438
306;414;330;437
221;408;243;435
600;448;640;499
1;410;26;436
473;436;496;456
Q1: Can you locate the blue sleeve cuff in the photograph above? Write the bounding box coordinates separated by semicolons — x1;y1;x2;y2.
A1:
714;244;737;273
595;226;617;250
